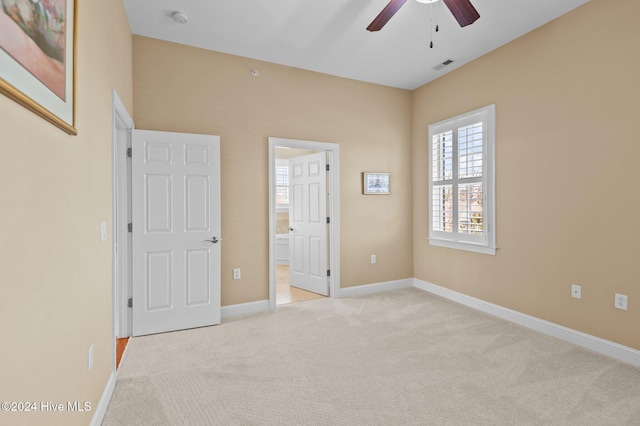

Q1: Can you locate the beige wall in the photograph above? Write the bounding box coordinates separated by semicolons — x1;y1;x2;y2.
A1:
413;0;640;350
132;36;414;306
5;2;637;422
0;1;132;425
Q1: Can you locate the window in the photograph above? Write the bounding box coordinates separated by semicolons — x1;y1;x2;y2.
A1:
275;159;289;211
428;105;496;255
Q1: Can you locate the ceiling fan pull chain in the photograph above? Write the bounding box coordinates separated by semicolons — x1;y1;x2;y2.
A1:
430;3;434;48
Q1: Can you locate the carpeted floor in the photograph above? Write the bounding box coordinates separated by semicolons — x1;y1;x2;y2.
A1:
103;288;640;425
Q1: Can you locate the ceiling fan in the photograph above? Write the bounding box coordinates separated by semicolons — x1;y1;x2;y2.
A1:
367;0;480;32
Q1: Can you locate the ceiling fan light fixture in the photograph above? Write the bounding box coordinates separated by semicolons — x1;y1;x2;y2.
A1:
416;0;439;3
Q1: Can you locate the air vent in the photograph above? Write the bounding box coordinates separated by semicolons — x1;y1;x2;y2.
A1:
432;59;455;71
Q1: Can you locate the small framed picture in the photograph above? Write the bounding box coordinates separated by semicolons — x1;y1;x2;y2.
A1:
363;172;390;195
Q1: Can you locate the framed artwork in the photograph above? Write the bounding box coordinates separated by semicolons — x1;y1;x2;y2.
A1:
0;0;77;134
363;172;390;195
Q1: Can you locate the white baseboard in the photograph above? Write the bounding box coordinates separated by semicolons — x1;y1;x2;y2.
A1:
221;300;270;320
338;278;413;299
90;371;116;426
413;278;640;368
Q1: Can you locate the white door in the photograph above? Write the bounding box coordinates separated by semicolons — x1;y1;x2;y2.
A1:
289;152;329;296
131;130;221;336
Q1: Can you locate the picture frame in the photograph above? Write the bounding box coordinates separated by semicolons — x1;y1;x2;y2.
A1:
0;0;77;135
363;172;390;195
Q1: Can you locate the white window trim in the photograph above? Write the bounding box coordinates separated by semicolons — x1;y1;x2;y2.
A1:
275;158;289;213
428;104;496;255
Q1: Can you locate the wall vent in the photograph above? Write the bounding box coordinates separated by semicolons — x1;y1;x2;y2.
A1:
432;59;455;71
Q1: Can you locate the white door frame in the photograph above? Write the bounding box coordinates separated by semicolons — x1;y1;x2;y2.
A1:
268;137;341;309
112;90;134;341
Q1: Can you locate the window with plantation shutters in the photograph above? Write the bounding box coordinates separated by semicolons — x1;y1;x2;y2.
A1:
428;105;496;255
276;159;289;210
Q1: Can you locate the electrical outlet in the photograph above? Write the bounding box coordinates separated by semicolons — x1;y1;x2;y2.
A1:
371;254;376;264
233;268;241;280
88;344;94;371
571;284;581;299
614;293;628;311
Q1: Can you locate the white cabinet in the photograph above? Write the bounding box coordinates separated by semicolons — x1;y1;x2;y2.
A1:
275;234;289;265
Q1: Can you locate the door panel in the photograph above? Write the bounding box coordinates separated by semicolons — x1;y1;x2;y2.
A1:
146;174;172;232
289;152;328;296
309;183;321;223
132;130;221;336
292;235;303;273
185;176;210;231
186;249;209;305
146;251;172;310
309;236;322;278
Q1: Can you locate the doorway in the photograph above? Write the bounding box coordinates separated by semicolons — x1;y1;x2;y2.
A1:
268;137;341;309
112;90;134;370
112;90;133;344
112;93;222;340
274;149;326;305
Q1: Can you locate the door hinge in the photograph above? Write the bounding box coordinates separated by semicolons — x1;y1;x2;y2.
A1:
128;223;132;233
128;298;133;308
326;217;330;224
327;269;331;277
326;164;330;171
127;147;132;158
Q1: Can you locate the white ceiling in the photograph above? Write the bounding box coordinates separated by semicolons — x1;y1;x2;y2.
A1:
123;0;590;90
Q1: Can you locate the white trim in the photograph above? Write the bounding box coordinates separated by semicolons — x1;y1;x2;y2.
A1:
413;278;640;368
89;371;116;426
112;90;134;340
221;278;413;318
221;300;270;320
112;90;134;129
105;89;133;425
268;137;340;310
337;278;414;299
428;238;497;255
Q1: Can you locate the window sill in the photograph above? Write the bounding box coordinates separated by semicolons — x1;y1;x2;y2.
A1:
428;238;496;255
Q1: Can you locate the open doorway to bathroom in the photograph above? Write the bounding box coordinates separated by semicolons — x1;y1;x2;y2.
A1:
268;137;341;309
274;147;326;305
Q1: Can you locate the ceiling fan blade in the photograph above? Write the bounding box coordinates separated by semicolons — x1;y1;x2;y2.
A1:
366;0;408;32
442;0;480;27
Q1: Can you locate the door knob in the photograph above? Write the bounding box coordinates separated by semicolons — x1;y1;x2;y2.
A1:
289;227;294;232
205;236;221;244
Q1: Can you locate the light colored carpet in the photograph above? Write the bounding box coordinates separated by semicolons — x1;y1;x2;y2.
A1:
103;288;640;425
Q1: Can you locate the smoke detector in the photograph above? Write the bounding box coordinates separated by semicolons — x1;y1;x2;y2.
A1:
171;12;189;24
